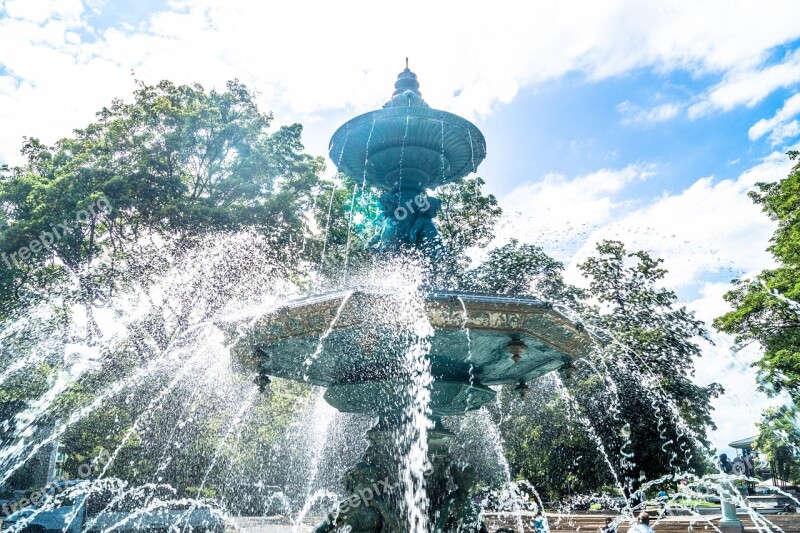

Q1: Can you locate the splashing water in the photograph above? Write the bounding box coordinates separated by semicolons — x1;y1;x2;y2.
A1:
391;273;435;533
456;296;476;393
1;220;796;533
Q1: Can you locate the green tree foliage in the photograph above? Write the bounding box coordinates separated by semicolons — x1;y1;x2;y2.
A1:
309;177;380;281
714;151;800;403
0;364;59;490
435;177;502;287
754;406;800;485
474;239;720;494
465;239;581;304
0;79;324;495
574;241;721;483
0;80;323;316
492;383;612;500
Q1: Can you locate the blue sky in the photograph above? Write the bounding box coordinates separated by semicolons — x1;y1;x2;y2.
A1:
2;0;800;455
482;72;785;194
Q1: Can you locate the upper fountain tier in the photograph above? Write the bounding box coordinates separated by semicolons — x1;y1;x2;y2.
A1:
328;63;487;192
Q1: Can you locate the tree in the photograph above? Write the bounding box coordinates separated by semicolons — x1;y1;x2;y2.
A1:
309;176;380;282
0;79;323;318
0;79;325;495
714;151;800;403
575;240;721;484
491;381;613;500
435;177;502;288
472;239;721;495
465;239;582;305
754;406;800;485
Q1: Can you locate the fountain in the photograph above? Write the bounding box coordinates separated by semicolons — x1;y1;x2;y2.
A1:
232;62;593;532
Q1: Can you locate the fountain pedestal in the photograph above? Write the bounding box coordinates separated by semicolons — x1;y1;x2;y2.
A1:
309;417;486;533
718;488;744;533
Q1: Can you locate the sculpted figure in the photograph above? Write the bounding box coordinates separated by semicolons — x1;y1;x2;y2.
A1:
408;196;443;259
433;464;486;533
408;196;440;245
313;461;402;533
368;192;400;251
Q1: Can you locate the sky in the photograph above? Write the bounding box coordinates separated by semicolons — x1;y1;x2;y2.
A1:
2;0;800;457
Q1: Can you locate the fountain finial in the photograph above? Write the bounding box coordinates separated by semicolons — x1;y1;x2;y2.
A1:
386;59;427;108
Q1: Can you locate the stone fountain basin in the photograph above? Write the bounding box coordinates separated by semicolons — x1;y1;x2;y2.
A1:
232;289;591;415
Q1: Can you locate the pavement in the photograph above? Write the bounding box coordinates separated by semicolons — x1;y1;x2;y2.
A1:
227;512;800;532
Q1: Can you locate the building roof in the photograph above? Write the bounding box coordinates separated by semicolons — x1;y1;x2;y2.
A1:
729;436;757;449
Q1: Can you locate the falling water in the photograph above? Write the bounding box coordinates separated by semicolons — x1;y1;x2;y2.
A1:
302;290;353;377
471;409;526;532
456;296;476;391
397;318;434;533
365;263;435;532
298;390;338;503
320;129;350;267
552;376;629;512
198;388;258;493
343;117;376;278
397;112;411;193
320;181;339;267
440;119;446;181
468;128;476;174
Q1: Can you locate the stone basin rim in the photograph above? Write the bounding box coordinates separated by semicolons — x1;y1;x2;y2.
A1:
329;106;487;151
256;288;565;314
232;288;594;374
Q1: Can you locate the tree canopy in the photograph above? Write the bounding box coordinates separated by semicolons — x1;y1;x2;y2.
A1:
0;80;323;318
715;151;800;403
480;240;721;498
754;406;800;485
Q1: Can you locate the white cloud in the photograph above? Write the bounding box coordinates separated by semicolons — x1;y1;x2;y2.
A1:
3;0;800;162
749;92;800;145
768;119;800;145
565;150;790;290
690;50;800;118
494;151;790;284
618;101;682;126
493;164;654;260
2;0;84;24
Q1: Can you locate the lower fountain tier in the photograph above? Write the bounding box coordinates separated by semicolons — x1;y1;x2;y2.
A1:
232;289;592;416
324;380;497;417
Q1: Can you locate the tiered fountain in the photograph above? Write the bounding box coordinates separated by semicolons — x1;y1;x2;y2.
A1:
233;62;593;532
